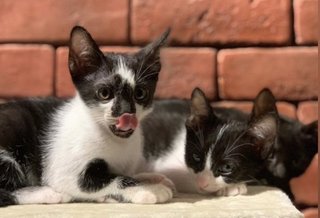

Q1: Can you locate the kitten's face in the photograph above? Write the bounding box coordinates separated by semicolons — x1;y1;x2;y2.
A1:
68;26;169;138
185;88;278;194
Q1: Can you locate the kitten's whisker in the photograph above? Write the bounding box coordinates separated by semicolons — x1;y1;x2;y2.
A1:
225;143;254;156
224;130;248;155
136;60;159;82
224;153;248;160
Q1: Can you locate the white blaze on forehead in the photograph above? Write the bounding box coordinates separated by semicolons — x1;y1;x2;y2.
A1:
116;57;135;87
205;148;212;171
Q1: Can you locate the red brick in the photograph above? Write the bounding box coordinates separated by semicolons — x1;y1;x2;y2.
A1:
297;101;318;124
0;44;54;97
218;47;317;100
56;46;139;97
131;0;291;45
294;0;318;44
0;0;128;44
290;154;318;205
56;47;216;99
156;48;216;99
212;101;297;119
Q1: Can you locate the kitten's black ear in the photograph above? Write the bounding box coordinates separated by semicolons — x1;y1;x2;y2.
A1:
248;88;279;158
186;88;213;126
68;26;105;81
251;88;278;119
139;28;171;59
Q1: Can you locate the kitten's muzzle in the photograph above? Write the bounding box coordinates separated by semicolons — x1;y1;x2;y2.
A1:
109;113;138;138
115;113;138;131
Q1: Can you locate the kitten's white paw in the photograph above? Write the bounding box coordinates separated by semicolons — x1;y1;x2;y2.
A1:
131;183;173;204
215;184;247;197
133;172;176;193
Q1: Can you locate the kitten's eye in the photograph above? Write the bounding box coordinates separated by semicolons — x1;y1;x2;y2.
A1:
193;154;201;162
218;164;234;175
134;87;148;101
96;87;113;101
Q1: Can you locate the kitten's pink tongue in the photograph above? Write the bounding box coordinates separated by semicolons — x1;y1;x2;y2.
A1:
115;113;138;131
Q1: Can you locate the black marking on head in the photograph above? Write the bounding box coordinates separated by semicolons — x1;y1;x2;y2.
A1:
78;159;116;193
0;189;17;207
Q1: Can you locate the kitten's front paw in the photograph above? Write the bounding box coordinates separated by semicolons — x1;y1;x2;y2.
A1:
131;183;173;204
215;184;247;197
133;173;176;193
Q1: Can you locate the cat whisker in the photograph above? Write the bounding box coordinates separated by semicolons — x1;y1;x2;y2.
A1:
224;142;254;157
136;60;160;82
224;130;248;155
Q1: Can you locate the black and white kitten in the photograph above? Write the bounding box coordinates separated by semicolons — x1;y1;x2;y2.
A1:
142;88;317;197
0;26;174;206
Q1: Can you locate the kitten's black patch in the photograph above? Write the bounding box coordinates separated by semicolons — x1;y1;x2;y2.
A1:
105;194;131;203
78;159;116;193
0;98;65;190
0;189;17;207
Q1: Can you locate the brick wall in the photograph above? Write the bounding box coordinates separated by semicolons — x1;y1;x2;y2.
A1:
0;0;318;216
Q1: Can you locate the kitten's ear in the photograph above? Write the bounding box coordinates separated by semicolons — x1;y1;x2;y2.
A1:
186;88;213;126
248;88;279;158
139;28;171;59
68;26;105;81
251;88;278;119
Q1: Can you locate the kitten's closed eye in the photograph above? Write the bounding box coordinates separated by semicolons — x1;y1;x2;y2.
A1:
218;163;234;176
192;154;201;162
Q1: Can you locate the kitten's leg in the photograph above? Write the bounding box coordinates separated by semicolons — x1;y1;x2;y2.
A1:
215;183;247;196
0;150;26;191
77;159;173;204
13;186;72;204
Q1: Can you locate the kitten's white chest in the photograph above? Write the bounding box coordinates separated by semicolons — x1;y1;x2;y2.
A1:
148;129;198;193
42;96;143;196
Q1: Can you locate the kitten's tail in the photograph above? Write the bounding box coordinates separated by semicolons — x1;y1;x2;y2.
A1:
0;189;17;207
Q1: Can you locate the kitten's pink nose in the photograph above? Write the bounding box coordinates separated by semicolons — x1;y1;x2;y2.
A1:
196;176;209;189
115;113;138;131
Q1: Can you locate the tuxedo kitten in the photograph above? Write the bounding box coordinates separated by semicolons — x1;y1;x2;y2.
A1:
0;26;174;206
143;88;317;197
142;89;256;196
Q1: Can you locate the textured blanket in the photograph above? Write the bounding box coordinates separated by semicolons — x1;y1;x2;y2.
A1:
0;186;302;218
